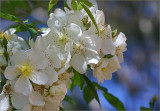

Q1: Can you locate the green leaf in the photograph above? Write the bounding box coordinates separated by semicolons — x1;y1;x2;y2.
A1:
104;54;114;59
64;0;72;10
103;92;125;110
70;69;85;91
71;0;78;10
140;107;151;111
60;107;64;111
0;75;7;90
48;0;58;17
64;95;76;105
39;27;48;32
80;0;93;7
83;85;95;104
112;29;118;38
149;94;158;109
81;3;99;33
27;27;39;39
77;3;83;11
23;19;29;23
93;82;108;93
0;11;23;23
82;75;101;106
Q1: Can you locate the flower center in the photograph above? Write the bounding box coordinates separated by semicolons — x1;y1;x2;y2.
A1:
76;43;84;51
18;60;33;77
0;32;11;40
58;34;68;45
101;67;106;72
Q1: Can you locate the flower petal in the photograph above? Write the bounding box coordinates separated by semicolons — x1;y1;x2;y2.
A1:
84;48;100;64
65;23;82;39
14;77;32;96
29;91;45;106
4;66;20;80
46;47;61;68
95;10;105;24
11;92;29;109
0;94;9;111
29;51;48;69
101;39;116;55
18;104;32;111
71;54;87;74
45;67;58;86
30;71;48;85
10;51;28;65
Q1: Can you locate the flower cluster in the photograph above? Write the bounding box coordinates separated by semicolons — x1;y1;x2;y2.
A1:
0;0;127;111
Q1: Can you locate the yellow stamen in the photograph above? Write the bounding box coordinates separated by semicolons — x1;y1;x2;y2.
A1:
0;32;11;40
101;67;106;72
18;60;33;77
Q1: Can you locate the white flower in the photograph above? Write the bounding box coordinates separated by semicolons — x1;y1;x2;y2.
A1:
29;91;45;106
93;56;121;83
0;28;28;54
4;49;48;96
49;84;67;96
113;32;127;63
0;93;9;111
70;31;100;74
90;10;116;55
0;80;29;110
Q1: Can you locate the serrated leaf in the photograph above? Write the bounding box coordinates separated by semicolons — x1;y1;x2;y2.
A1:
103;92;125;110
0;11;23;23
104;54;114;59
48;0;58;17
82;75;101;107
64;95;76;105
93;82;108;93
81;3;99;33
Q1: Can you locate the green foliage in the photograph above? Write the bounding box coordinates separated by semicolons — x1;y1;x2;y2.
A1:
82;74;101;106
140;107;151;111
0;11;39;39
0;11;23;23
71;0;93;11
149;94;158;109
112;29;118;38
103;92;125;110
1;38;9;63
82;16;91;30
70;68;126;109
0;0;31;17
80;3;99;33
93;82;108;93
64;95;76;105
104;54;114;59
83;85;95;104
48;0;58;17
0;75;7;90
69;69;85;91
140;94;158;111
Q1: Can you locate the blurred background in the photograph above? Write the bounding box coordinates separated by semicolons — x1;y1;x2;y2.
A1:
0;0;159;110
